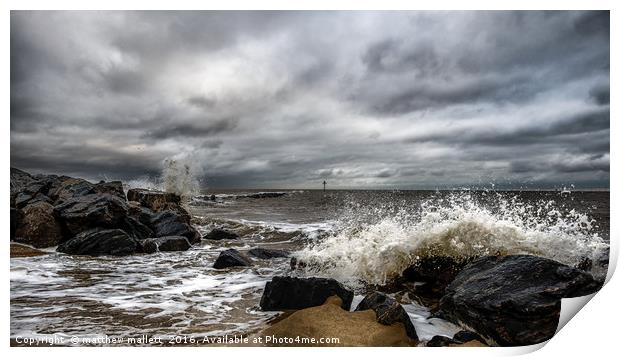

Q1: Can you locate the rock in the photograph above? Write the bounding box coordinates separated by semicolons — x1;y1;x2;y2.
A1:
257;296;413;346
213;249;252;269
355;291;418;340
121;216;154;240
10;167;37;196
260;276;354;311
426;335;454;347
426;331;486;347
55;194;129;236
452;330;485;344
49;177;97;204
126;188;181;212
248;247;289;259
245;192;286;199
14;201;64;248
57;228;141;256
10;207;19;240
400;256;471;305
142;236;191;253
10;242;48;258
439;255;601;346
128;202;156;226
203;228;239;240
150;211;201;244
94;181;125;200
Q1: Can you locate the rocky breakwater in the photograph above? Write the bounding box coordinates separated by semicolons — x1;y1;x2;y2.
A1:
256;276;419;346
437;255;601;346
10;167;200;257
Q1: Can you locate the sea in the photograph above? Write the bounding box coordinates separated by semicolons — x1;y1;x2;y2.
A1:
10;188;610;346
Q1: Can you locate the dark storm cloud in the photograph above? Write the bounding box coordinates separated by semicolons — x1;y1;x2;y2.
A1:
10;11;609;188
144;118;238;139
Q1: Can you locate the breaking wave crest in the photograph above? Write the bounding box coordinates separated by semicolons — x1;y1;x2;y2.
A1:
124;158;201;197
294;191;609;285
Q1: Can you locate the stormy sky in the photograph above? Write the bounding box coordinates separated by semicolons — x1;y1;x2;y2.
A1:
11;11;610;189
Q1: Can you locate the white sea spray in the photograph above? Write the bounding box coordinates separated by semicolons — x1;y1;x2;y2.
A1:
294;191;609;285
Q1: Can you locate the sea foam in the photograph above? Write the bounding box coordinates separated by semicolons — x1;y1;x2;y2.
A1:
294;191;609;285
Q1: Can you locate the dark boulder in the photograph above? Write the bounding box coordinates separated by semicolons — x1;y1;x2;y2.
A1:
126;188;181;212
10;167;37;197
355;291;418;340
439;255;601;346
213;249;252;269
15;201;64;248
260;276;354;311
400;256;471;305
120;216;154;240
426;335;454;347
452;330;485;344
150;211;201;244
128;202;156;226
248;247;289;259
142;236;191;253
426;331;486;346
57;228;141;256
245;192;287;199
94;181;125;200
10;207;19;240
55;194;129;236
203;228;239;240
49;177;97;205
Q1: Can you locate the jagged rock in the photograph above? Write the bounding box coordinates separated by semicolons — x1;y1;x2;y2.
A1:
203;228;239;240
126;189;181;212
439;255;601;346
150;211;201;244
120;216;154;240
94;181;125;200
49;177;97;205
10;167;37;197
452;330;485;344
55;194;129;236
213;249;252;269
10;207;19;240
355;291;418;340
14;201;63;248
142;236;191;253
128;202;156;226
248;247;289;259
426;335;454;347
57;228;140;256
260;276;354;311
400;256;471;304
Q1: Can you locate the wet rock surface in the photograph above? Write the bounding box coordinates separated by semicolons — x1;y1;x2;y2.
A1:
203;228;239;240
150;211;201;244
14;201;63;248
213;248;252;269
439;254;600;346
248;247;289;259
355;291;418;340
142;236;191;253
260;276;354;311
126;188;181;212
57;228;141;256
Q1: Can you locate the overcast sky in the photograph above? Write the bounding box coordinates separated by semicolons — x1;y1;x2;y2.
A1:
11;11;609;189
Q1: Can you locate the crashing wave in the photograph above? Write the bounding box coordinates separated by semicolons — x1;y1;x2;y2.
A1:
294;191;609;285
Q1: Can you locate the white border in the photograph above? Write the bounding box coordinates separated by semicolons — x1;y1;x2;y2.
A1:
3;2;616;357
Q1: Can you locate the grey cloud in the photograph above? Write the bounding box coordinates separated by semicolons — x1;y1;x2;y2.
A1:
10;11;610;189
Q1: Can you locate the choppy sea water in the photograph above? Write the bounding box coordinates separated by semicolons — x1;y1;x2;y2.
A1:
10;189;610;346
